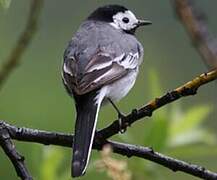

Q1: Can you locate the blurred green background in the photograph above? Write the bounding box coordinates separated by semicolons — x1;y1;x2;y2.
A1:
0;0;217;179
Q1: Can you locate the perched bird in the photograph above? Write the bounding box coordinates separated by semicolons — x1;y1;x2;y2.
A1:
62;4;151;177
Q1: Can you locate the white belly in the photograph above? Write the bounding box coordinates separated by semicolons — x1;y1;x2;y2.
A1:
102;68;138;103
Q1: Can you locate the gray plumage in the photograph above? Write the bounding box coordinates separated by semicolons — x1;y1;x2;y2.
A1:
61;4;150;178
63;20;143;95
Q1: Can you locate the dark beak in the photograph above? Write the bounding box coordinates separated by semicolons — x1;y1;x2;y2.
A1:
137;19;152;27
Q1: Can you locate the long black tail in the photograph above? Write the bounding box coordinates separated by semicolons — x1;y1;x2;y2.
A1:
72;91;101;177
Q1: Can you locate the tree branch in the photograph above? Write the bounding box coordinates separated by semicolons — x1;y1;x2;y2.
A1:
1;69;217;179
1;121;217;179
0;123;32;180
0;0;43;179
96;69;217;140
107;141;217;180
0;69;216;179
0;0;43;90
174;0;217;69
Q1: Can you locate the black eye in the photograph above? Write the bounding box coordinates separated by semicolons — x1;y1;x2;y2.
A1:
122;17;129;23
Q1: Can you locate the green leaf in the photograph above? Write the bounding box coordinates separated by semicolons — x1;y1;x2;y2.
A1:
170;105;212;137
147;68;168;117
170;103;183;123
143;116;169;151
0;0;11;9
40;147;64;180
148;68;163;98
142;68;169;151
168;105;213;147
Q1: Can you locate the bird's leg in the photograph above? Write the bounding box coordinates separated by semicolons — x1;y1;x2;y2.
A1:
108;98;126;133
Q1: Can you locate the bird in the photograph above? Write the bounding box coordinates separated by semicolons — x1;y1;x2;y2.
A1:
62;4;151;177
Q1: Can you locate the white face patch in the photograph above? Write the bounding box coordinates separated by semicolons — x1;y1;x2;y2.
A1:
110;10;139;31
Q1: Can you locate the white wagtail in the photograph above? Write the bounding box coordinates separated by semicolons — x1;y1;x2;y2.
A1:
62;4;151;177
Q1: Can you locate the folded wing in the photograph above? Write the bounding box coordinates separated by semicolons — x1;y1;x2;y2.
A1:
62;50;139;95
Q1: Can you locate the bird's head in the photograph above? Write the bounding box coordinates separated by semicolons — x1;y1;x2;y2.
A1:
87;4;151;34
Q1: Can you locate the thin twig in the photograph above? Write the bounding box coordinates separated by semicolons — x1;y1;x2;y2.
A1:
0;0;43;90
96;69;217;140
174;0;217;69
0;123;32;180
1;121;217;179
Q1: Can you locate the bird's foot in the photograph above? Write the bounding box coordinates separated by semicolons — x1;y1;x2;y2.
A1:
108;98;127;133
118;112;127;134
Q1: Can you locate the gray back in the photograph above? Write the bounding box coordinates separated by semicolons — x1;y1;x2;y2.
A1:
64;20;143;74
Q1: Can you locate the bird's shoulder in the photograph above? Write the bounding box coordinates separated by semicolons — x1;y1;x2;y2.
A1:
64;21;142;60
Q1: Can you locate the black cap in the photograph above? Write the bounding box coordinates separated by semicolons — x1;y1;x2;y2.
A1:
87;4;128;22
